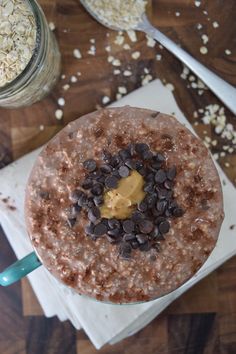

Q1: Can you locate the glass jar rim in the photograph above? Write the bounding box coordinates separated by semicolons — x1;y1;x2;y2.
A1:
0;0;44;95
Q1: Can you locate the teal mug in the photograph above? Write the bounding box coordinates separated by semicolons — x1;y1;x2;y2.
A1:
0;252;42;286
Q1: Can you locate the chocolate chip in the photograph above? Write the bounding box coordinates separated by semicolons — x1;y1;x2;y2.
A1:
119;149;131;161
123;233;136;242
91;183;103;196
108;219;121;229
107;228;121;237
122;220;135;233
110;155;120;167
159;220;170;234
152;242;161;251
90;169;102;179
118;165;130;178
150;226;159;238
105;175;119;189
151;161;162;170
106;234;122;243
102;150;112;163
155;169;166;184
146;173;155;182
165;209;171;217
151;111;160;118
146;194;157;209
156;200;167;213
69;204;81;218
82;178;93;190
139;220;154;234
88;207;101;222
131;240;139;249
155;216;166;225
100;164;112;174
136;160;144;170
85;223;94;235
131;210;145;222
157;188;168;199
128;143;135;156
83;159;97;172
77;194;88;207
142;150;153;160
164;180;173;190
135;143;149;154
167;166;176;180
125;159;136;170
140;241;151;252
155;153;165;162
138;167;147;176
136;234;148;244
119;242;132;259
144;183;154;193
70;189;83;203
94;222;108;236
138;201;148;212
97;176;106;185
39;191;49;200
173;207;184;217
67;218;76;228
93;195;104;206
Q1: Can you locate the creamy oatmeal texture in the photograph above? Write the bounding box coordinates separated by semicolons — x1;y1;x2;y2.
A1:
25;106;224;303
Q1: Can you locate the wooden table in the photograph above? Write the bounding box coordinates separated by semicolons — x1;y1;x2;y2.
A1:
0;1;236;353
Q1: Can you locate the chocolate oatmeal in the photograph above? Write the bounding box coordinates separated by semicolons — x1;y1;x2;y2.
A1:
25;106;224;303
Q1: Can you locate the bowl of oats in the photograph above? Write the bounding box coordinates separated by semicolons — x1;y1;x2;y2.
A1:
0;0;61;108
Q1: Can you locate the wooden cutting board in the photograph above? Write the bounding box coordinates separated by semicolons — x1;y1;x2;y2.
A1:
0;1;236;353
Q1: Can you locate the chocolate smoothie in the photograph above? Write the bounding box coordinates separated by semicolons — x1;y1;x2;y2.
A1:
25;106;224;303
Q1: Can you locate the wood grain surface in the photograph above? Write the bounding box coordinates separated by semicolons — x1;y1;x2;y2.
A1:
0;0;236;353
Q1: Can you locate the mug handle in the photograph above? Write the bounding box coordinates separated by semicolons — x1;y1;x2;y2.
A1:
0;251;41;286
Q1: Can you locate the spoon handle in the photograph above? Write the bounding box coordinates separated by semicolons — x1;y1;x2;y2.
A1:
138;16;236;115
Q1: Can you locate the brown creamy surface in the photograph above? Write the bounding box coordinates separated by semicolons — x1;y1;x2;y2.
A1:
25;106;224;303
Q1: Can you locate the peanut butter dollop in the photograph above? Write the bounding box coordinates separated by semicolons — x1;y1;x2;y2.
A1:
100;170;145;219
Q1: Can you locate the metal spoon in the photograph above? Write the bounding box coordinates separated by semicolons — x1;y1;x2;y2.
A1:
81;1;236;115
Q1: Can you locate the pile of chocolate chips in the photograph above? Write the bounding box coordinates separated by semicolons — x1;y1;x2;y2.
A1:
68;143;184;259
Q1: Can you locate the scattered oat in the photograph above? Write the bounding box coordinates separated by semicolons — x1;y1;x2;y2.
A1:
73;48;82;59
203;10;208;15
77;71;81;76
116;93;122;100
200;46;208;54
63;84;70;91
87;45;96;55
61;74;66;80
132;51;141;60
146;35;156;48
127;30;137;42
189;75;196;82
39;125;44;131
197;23;202;30
212;21;219;28
123;70;132;77
105;45;111;52
225;49;231;55
224;162;230;168
107;55;114;63
118;86;127;94
156;54;162;61
102;96;110;104
175;12;180;16
58;97;65;106
144;67;149;74
141;74;152;86
112;58;121;66
49;22;56;31
159;44;163;49
71;75;78;83
55;109;63;120
195;1;201;7
113;69;121;75
166;83;175;91
114;34;124;45
201;34;209;44
90;38;95;44
123;43;131;50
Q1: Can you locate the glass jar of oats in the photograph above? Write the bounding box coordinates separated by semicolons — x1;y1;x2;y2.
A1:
0;0;61;108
